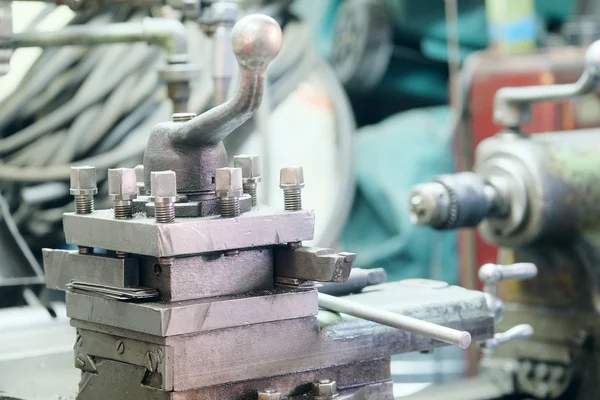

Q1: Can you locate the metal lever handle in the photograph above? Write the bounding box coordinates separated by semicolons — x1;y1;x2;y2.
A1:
494;40;600;128
317;292;472;349
479;263;537;323
479;263;537;288
172;14;282;146
483;324;534;352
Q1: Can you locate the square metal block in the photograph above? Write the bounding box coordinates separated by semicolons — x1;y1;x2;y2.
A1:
63;207;315;257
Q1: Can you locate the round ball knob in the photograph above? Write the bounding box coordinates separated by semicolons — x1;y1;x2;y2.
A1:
231;14;283;70
585;40;600;77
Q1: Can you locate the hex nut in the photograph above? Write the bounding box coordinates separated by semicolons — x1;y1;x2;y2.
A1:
233;155;261;182
108;168;138;201
215;167;243;198
70;166;98;196
312;379;338;397
279;166;305;189
151;171;178;202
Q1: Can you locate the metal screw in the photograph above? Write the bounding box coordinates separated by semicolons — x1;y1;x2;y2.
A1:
257;388;281;400
76;353;86;368
70;166;97;214
145;351;158;372
234;155;261;206
151;171;177;223
70;166;97;255
312;379;338;398
108;168;137;219
116;340;125;354
134;165;146;195
215;167;243;218
279;166;305;211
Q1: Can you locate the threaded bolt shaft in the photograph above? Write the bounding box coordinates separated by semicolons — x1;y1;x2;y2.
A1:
155;202;175;223
219;197;240;218
75;195;93;214
283;188;302;211
113;201;133;219
243;182;258;206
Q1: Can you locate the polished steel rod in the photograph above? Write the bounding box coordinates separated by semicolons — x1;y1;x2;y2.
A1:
318;292;472;349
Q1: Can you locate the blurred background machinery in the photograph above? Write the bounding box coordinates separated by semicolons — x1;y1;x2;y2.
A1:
409;39;600;399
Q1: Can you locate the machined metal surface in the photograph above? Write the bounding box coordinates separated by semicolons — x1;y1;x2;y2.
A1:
274;246;356;282
138;249;273;301
319;267;387;296
66;288;318;336
62;207;315;257
65;279;491;392
43;249;139;291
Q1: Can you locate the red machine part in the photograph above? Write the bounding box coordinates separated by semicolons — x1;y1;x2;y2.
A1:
457;47;600;289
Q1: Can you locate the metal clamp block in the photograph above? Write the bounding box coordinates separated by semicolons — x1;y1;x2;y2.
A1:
274;246;355;282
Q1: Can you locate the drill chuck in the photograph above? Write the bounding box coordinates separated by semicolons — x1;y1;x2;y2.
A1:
409;172;495;230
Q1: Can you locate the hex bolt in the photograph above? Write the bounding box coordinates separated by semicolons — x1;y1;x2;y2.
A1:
279;166;305;211
257;388;281;400
108;168;137;219
233;154;261;206
312;379;338;398
215;167;243;218
70;166;97;254
70;166;97;214
134;165;146;195
151;171;177;223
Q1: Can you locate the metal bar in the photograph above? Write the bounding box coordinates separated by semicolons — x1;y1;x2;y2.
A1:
317;292;472;349
10;18;186;57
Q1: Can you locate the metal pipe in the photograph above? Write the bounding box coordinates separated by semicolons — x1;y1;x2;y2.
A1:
10;18;187;58
317;292;472;349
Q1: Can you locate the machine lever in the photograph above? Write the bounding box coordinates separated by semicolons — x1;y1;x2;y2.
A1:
478;263;538;323
482;324;534;352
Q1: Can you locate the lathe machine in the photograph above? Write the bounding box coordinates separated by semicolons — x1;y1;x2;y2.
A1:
410;39;600;400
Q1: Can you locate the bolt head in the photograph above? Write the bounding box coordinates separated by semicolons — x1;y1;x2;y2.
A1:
134;165;145;188
312;379;338;397
70;166;97;196
279;166;305;189
215;167;243;198
257;388;281;400
108;168;138;201
233;154;261;182
151;171;178;201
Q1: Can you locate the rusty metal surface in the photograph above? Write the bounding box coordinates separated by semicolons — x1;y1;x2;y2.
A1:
62;207;315;257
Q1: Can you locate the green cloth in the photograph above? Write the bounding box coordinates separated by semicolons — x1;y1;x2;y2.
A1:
342;106;458;283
